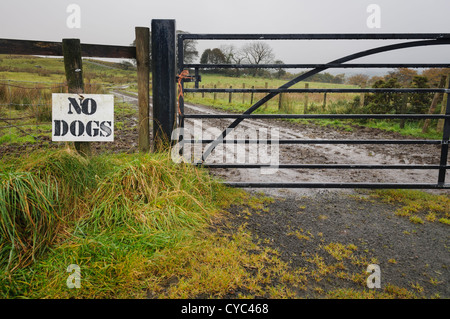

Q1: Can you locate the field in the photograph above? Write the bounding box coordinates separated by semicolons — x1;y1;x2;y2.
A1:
0;55;449;300
184;74;359;113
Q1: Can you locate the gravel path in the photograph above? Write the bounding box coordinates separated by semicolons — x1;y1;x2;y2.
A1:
225;190;449;298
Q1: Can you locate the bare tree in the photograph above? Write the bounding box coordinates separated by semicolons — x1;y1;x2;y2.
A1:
219;44;246;76
242;42;275;76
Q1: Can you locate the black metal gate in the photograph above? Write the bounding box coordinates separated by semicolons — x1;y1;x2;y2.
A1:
171;28;450;189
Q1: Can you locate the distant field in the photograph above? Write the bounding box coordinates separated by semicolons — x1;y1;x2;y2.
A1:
0;55;136;85
184;73;360;114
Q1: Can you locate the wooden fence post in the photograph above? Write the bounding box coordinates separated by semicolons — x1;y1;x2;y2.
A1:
135;27;150;153
229;86;232;104
242;83;245;104
360;84;365;108
278;93;283;110
304;83;309;114
214;84;217;101
400;94;408;129
323;92;327;111
62;38;90;157
422;75;446;133
250;86;254;105
437;75;450;132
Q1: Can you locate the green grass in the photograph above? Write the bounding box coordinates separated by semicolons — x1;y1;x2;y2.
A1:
0;129;38;144
0;55;137;85
371;189;450;225
0;147;314;299
0;148;250;298
361;119;442;140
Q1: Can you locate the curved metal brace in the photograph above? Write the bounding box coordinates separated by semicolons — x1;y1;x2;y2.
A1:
199;38;450;163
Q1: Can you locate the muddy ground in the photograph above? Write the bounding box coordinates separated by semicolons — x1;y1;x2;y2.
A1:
221;191;450;298
2;92;448;298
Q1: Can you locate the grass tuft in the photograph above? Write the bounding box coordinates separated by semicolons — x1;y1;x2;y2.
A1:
0;171;61;271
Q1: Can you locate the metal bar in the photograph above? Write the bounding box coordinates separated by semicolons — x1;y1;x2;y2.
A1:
200;164;446;170
184;88;450;94
151;19;177;151
183;114;450;119
184;63;450;69
223;182;450;189
180;139;442;145
194;68;199;89
179;33;450;40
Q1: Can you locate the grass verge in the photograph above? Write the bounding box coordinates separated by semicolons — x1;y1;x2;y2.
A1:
0;147;246;298
370;189;450;225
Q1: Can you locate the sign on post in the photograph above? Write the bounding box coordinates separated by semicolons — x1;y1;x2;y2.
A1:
52;93;114;142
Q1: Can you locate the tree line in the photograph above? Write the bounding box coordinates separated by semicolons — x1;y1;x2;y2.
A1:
347;68;450;116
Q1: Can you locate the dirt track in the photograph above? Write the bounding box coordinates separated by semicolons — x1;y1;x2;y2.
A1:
180;101;447;197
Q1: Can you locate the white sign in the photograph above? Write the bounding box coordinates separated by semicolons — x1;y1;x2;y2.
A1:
52;93;114;142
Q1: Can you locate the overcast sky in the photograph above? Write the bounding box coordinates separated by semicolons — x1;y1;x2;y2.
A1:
2;0;450;75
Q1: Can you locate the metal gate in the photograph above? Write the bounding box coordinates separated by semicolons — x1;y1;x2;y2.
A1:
153;20;450;189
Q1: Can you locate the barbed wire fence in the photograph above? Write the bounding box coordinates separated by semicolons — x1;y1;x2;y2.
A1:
0;80;63;147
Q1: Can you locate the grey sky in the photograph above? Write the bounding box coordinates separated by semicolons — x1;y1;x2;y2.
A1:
2;0;450;75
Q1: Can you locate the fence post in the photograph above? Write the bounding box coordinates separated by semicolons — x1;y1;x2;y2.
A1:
278;93;283;110
360;84;365;108
151;19;176;151
422;75;446;133
400;94;408;129
438;77;450;186
135;27;150;153
229;86;232;104
62;38;90;157
438;75;450;132
304;83;309;114
242;83;245;104
250;86;254;105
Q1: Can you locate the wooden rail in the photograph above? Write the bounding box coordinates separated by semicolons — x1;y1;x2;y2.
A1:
0;38;136;58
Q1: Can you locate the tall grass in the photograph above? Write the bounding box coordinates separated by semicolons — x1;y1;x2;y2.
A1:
0;148;240;297
0;172;61;271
